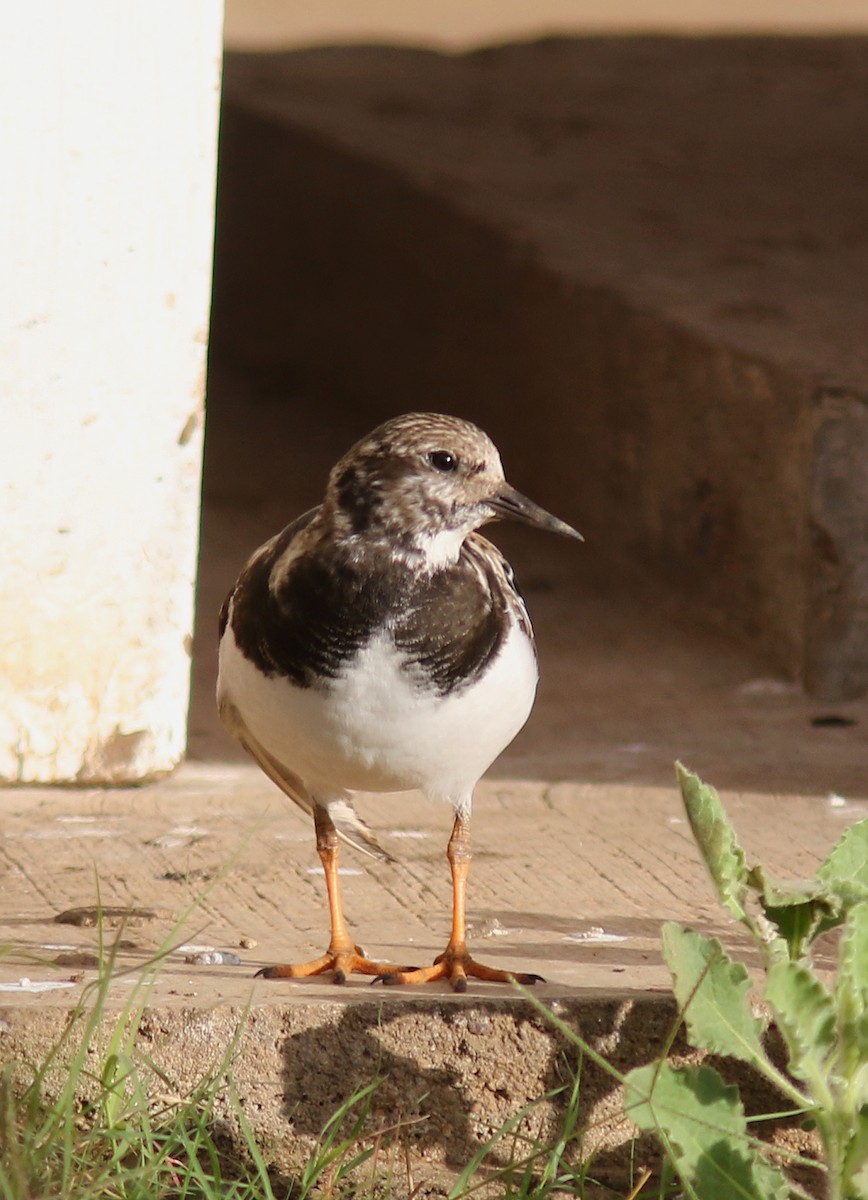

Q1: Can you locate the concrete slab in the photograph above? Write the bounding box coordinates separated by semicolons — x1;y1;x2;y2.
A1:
3;763;862;1004
223;0;868;51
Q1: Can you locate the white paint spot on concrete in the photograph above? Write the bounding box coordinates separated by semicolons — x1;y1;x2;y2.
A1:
149;826;209;848
467;917;510;938
565;927;628;944
0;978;76;992
826;794;867;818
184;949;241;966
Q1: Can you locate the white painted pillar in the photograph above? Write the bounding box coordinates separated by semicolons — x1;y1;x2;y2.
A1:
0;2;223;782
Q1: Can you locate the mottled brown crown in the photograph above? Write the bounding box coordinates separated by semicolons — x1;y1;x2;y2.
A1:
323;413;507;546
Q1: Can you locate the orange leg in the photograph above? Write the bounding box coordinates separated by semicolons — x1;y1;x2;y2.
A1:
380;812;544;993
256;808;411;984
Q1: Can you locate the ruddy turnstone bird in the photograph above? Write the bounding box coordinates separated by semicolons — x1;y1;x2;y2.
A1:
217;412;582;991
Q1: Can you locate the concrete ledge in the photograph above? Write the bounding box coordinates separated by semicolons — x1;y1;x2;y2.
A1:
211;37;868;698
2;993;680;1187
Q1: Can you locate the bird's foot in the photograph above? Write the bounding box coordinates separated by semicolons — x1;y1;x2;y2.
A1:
376;945;544;993
255;944;415;986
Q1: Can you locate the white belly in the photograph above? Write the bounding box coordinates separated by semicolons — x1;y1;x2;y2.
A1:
217;620;538;804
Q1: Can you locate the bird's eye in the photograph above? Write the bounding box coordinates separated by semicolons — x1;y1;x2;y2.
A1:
429;450;458;472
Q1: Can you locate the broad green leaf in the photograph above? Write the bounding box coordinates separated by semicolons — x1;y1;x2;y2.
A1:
747;866;841;959
662;923;766;1066
676;764;750;923
818;819;868;908
624;1061;791;1200
765;960;836;1082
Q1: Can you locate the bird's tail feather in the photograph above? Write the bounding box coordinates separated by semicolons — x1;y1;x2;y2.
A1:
326;798;395;862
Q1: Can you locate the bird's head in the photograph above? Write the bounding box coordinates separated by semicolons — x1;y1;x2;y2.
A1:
324;412;582;566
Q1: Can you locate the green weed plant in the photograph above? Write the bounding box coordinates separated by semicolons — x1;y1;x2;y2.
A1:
622;765;868;1200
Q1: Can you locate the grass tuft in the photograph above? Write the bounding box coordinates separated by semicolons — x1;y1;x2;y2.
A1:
0;917;280;1200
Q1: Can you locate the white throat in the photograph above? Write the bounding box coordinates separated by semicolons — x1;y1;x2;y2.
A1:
412;525;469;570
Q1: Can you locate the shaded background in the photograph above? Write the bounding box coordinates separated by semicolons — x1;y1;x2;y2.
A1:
191;13;868;796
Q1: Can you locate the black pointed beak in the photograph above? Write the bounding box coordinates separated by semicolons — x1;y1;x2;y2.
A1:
488;485;584;542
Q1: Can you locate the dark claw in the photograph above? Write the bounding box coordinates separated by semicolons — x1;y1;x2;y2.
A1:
370;966;420;985
523;973;545;985
333;969;347;986
254;966;277;979
453;976;468;994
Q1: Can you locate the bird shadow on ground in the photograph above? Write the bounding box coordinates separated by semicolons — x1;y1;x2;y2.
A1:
268;993;679;1186
263;990;821;1195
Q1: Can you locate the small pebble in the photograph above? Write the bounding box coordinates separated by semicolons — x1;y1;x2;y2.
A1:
239;937;257;949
